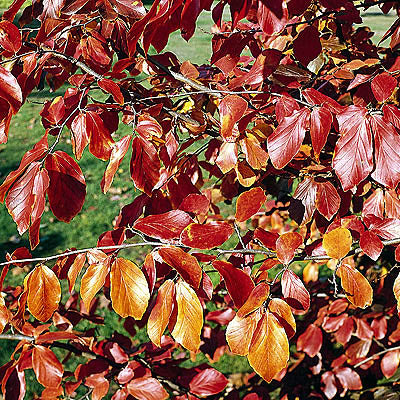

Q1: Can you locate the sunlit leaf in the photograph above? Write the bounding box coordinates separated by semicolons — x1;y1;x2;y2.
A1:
171;280;203;352
235;187;266;222
297;323;323;357
127;377;168;400
276;232;303;265
110;258;150;319
32;345;63;388
268;298;296;339
281;269;310;311
322;227;352;259
189;368;228;397
237;282;270;317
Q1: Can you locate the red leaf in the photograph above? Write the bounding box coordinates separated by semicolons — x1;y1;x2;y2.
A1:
158;246;202;288
45;151;86;223
130;136;161;196
293;25;321;66
334;367;362;392
362;189;385;218
316;181;341;220
333;106;373;191
180;222;234;249
136;114;163;139
293;177;318;224
371;317;387;340
98;78;124;105
369;114;400;189
359;231;383;261
303;88;345;114
275;95;300;123
219;95;247;142
216;141;238;173
178;194;210;215
0;134;48;201
0;65;22;113
235;187;266;222
212;260;255;308
276;232;303;265
70;112;90;160
310;107;332;160
133;210;193;241
381;349;400;379
267;107;310;169
297;324;323;357
237;282;270;317
321;371;337;399
127;377;168;400
0;21;22;56
371;72;397;102
32;345;63;388
257;0;287;36
253;228;279;250
189;368;228;397
101;135;131;193
281;269;310;311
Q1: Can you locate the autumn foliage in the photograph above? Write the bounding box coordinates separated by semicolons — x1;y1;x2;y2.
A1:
2;0;400;398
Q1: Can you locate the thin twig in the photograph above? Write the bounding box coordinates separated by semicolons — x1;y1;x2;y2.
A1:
0;333;34;341
354;345;400;368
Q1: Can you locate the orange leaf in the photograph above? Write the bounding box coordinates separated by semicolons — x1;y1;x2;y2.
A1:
237;283;270;318
147;279;175;347
268;298;296;339
336;264;373;308
248;311;289;383
80;258;110;310
158;246;202;288
393;272;400;313
171;280;203;352
226;310;262;356
26;264;61;322
219;94;247;142
281;269;310;311
67;253;86;293
240;134;269;170
322;227;352;259
235;187;266;222
276;232;303;264
110;258;150;319
127;377;168;400
32;345;63;388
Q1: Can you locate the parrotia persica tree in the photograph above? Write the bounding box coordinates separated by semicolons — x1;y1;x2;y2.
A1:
2;0;400;399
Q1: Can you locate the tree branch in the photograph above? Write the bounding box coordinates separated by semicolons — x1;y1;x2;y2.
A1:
0;333;34;341
354;345;400;368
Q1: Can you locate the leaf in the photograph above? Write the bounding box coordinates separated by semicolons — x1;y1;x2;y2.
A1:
80;258;110;309
212;260;255;308
297;324;323;357
67;253;86;292
130;136;161;196
333;106;373;192
281;270;310;311
0;20;22;56
45;151;86;223
237;282;270;317
276;232;303;265
369;114;400;189
310;107;332;160
101;135;131;193
235;187;266;222
293;177;318;224
147;280;175;347
110;258;150;319
98;78;124;105
267;107;310;169
321;371;337;400
381;349;400;379
226;311;261;356
32;345;63;388
393;272;400;313
0;297;10;334
336;264;373;308
127;377;168;400
268;298;296;339
26;264;61;322
158;246;202;288
257;0;287;36
315;181;340;220
240;134;269;170
216;141;238;173
219;95;247;142
70;112;90;160
293;25;321;66
371;72;397;102
171;280;203;352
359;231;383;261
248;311;289;383
0;65;22;113
322;227;352;259
0;134;48;200
180;222;234;249
133;210;193;241
189;368;228;397
335;368;362;394
253;228;279;250
178;194;210;215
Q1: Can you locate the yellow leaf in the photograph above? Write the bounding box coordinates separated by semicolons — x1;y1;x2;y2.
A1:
148;279;175;347
268;298;296;339
0;297;10;333
80;259;110;310
393;272;400;313
26;264;61;322
336;264;373;308
226;310;261;356
322;227;352;259
110;258;150;319
248;311;289;383
171;280;203;352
